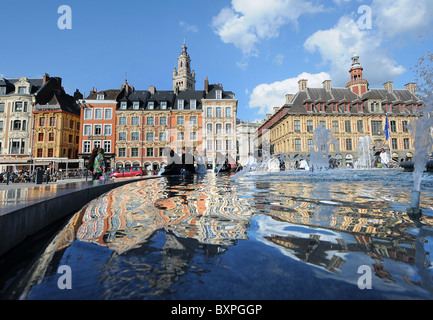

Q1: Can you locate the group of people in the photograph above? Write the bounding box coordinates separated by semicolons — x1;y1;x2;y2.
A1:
160;147;206;176
87;147;107;181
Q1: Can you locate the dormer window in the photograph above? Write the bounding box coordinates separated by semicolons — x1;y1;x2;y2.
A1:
357;103;364;113
306;103;313;112
216;90;222;99
120;101;127;109
177;99;184;110
399;104;405;113
331;103;338;112
318;103;325;112
190;99;196;110
147;101;154;110
0;87;6;95
344;103;350;112
161;101;167;110
18;86;27;94
97;94;104;100
133;101;139;109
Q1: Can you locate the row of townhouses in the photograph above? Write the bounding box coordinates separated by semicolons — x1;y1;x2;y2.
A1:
0;49;426;173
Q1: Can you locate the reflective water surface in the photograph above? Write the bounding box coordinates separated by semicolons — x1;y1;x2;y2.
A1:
19;169;433;299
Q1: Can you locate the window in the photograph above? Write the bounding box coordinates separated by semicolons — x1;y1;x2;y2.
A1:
346;139;352;151
177;99;184;109
357;120;363;133
15;102;23;112
319;121;326;128
94;109;103;119
206;108;212;117
294;120;300;132
48;148;53;157
83;124;92;136
307;120;314;133
83;141;91;153
344;120;351;133
216;107;222;118
190;132;197;141
215;90;222;100
216;140;222;150
160;101;167;110
332;121;339;133
207;123;213;135
18;86;27;94
93;140;101;149
94;125;102;136
147;148;153;157
190;100;196;110
344;103;350;112
50;117;56;126
131;148;139;157
37;149;43;157
119;132;127;141
96;94;104;100
104;108;112;120
120;101;127;109
119;117;127;125
0;103;4;113
146;132;154;141
131;117;140;125
295;139;301;151
147;101;154;110
404;138;410;149
159;132;166;141
225;107;232;118
177;132;184;141
306;103;313;112
332;103;338;112
103;124;112;136
118;148;126;157
103;141;111;153
49;133;55;141
189;116;197;125
0;87;6;95
131;132;140;141
12;120;21;130
392;138;398;150
207;140;213;151
177;116;184;125
160;117;167;126
226;123;232;134
133;101;140;109
84;108;92;120
308;139;313;150
390;120;396;132
357;103;364;112
371;120;382;135
38;132;44;141
147;117;154;125
318;103;325;112
216;123;223;135
402;121;408;132
226;140;232;151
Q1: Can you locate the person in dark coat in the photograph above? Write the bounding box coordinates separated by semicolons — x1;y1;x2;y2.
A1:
87;147;98;178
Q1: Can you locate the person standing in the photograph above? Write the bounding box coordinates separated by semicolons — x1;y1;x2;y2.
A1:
93;148;106;180
380;148;391;168
88;147;98;179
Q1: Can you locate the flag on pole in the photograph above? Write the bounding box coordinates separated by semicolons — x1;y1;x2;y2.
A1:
384;114;391;141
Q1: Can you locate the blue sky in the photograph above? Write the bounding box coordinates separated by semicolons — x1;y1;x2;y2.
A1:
1;0;432;122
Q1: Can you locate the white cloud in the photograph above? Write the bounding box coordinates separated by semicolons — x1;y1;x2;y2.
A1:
179;21;199;33
248;72;331;115
372;0;433;38
304;14;406;87
211;0;324;57
273;53;284;65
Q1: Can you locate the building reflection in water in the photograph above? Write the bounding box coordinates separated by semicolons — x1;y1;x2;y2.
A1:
19;171;433;299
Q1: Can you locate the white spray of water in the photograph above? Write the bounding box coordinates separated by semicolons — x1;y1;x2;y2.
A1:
309;125;339;171
354;136;374;170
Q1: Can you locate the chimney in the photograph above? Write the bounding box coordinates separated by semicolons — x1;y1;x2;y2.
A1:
43;73;50;84
405;83;416;95
298;79;308;92
285;94;294;104
384;81;393;92
149;85;156;94
205;76;209;93
323;80;331;92
273;107;279;114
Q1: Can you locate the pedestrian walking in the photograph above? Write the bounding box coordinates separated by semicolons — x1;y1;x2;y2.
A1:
93;148;106;180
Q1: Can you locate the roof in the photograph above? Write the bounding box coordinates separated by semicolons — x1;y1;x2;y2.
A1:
0;77;45;96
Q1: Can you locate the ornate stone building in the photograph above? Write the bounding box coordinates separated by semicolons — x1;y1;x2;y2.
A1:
257;54;424;167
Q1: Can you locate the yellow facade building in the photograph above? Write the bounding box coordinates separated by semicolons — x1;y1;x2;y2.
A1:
257;54;424;167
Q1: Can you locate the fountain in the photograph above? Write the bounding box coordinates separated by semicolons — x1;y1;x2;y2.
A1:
354;136;374;170
309;125;339;171
407;53;433;217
